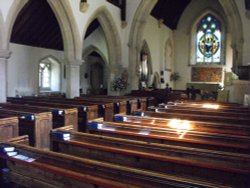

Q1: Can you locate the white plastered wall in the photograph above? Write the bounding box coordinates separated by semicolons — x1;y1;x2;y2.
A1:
8;43;64;96
142;16;174;89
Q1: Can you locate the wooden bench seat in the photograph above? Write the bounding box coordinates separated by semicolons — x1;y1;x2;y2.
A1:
87;120;250;154
0;142;221;188
79;95;139;114
75;96;127;114
113;114;250;136
174;100;248;108
7;98;98;132
9;97;114;122
0;103;78;130
158;103;250;114
93;95;148;111
146;107;250;125
51;130;250;187
148;106;250;120
0;109;52;149
42;98;115;122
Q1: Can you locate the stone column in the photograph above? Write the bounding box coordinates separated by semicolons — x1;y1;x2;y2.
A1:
65;59;82;98
0;50;11;102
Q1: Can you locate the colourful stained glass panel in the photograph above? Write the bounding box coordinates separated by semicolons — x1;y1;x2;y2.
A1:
196;14;221;63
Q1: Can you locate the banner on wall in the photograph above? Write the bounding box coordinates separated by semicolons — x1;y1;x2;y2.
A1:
191;67;222;82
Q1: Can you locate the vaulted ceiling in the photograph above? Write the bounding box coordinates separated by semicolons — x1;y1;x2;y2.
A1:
10;0;191;50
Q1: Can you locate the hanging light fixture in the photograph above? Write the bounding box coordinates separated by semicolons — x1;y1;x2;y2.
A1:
80;0;89;13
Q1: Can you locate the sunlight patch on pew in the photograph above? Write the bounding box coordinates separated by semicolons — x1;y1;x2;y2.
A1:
167;119;192;139
97;123;116;131
202;103;219;109
138;129;150;135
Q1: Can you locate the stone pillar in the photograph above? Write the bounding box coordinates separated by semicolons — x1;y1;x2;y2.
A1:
65;59;82;98
0;50;11;102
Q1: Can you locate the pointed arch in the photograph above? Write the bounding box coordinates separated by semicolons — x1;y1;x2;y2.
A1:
218;0;243;73
152;72;161;89
82;45;108;66
46;0;81;61
4;0;81;62
83;6;121;69
81;45;108;94
3;0;28;50
128;0;157;90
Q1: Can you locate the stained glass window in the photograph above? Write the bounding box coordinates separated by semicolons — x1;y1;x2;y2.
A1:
196;14;221;63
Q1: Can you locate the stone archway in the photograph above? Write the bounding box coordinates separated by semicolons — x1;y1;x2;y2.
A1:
82;6;122;94
5;0;81;98
218;0;243;73
128;0;157;90
81;45;108;94
47;0;81;61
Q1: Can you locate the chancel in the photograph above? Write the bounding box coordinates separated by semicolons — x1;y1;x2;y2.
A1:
0;0;250;187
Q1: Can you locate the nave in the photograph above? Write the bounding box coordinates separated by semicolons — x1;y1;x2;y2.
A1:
0;94;250;188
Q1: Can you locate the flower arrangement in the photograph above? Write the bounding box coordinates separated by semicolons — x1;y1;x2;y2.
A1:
170;72;180;81
112;77;127;91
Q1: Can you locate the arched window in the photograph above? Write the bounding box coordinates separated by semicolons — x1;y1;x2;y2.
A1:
39;56;61;92
196;14;222;64
39;62;51;90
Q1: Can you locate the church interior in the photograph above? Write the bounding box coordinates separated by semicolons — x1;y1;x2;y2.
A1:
0;0;250;187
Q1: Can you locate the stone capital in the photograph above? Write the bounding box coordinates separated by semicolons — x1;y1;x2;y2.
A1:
0;50;12;59
65;58;83;67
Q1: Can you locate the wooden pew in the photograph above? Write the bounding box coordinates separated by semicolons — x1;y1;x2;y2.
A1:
50;130;250;187
0;114;19;143
126;91;157;107
113;114;250;136
7;97;98;132
79;94;139;114
148;106;250;118
92;95;148;111
159;102;250;113
0;143;220;188
0;103;78;130
146;107;250;125
75;96;127;115
0;109;52;149
9;97;114;122
43;98;115;122
87;120;250;154
173;100;248;108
